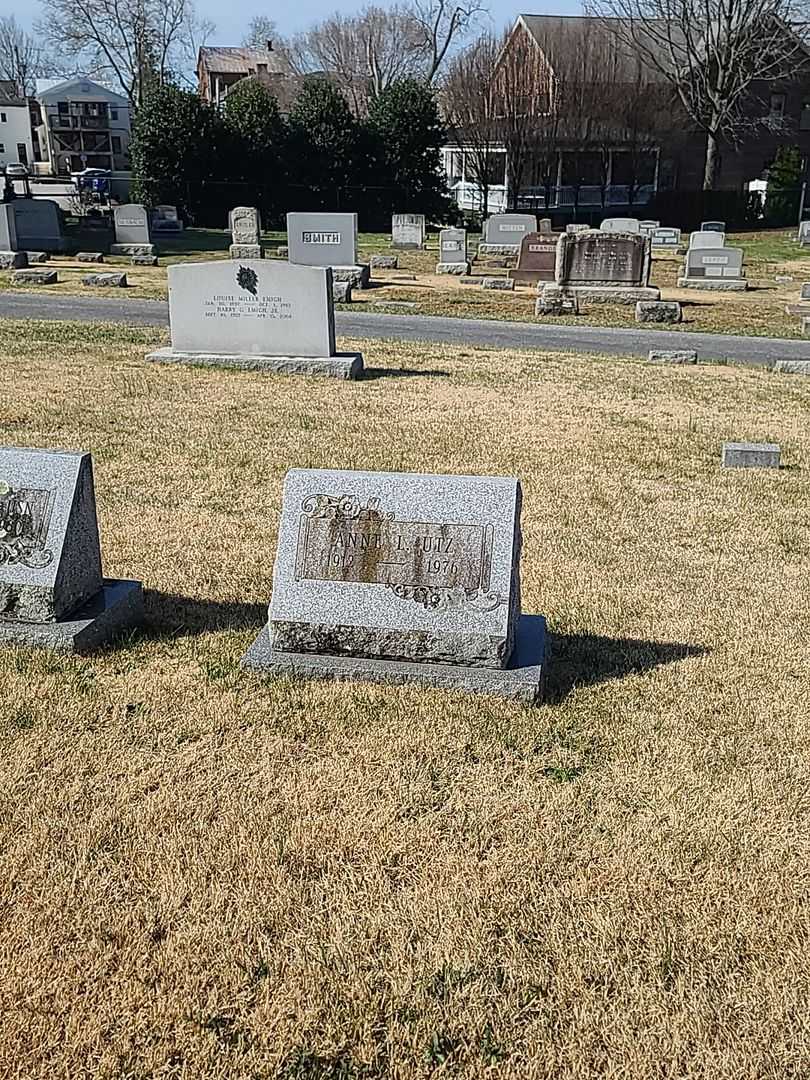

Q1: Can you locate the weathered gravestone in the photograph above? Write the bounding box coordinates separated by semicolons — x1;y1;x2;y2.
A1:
678;246;747;290
480;214;538;255
639;220;660;237
287;212;369;288
10;200;67;253
701;221;726;232
0;448;143;651
538;218;553;232
111;203;154;256
508;231;558;286
436;228;469;274
229;206;262;260
241;468;547;703
392;213;425;249
152;205;182;233
601;217;640;234
146;259;363;379
553;229;659;303
798;221;810;245
689;230;725;249
651;227;682;250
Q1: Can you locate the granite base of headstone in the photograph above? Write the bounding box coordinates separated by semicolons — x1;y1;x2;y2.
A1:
111;243;156;256
333;280;352;303
82;272;127;287
0;252;27;269
721;443;780;469
0;448;143;653
25;252;49;264
635;300;681;323
11;269;57;285
535;285;579;316
332;264;371;289
648;349;697;365
229;243;263;260
553;230;659;303
371;255;398;270
241;468;547;704
76;252;104;263
147;259;363;380
482;277;514;291
774;359;810;375
131;255;159;267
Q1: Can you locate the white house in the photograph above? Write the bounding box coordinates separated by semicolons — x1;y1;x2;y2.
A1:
0;81;35;170
33;77;131;177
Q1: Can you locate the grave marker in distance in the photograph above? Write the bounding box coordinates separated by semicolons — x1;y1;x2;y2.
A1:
146;259;363;378
480;214;538;254
392;213;426;249
508;232;558;286
111;203;154;256
242;468;547;703
0;448;143;651
436;228;470;274
678;247;747;290
229;206;262;259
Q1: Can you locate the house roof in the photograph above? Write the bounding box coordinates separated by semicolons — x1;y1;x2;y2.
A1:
516;13;677;83
35;77;130;105
197;46;292;77
0;80;25;107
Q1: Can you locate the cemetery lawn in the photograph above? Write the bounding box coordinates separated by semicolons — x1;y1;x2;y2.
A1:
4;228;810;339
1;318;809;1079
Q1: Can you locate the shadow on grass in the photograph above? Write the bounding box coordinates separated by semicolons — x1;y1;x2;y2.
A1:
362;367;449;380
144;590;265;639
545;632;709;705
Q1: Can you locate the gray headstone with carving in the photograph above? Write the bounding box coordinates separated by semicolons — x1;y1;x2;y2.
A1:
392;213;425;249
146;259;363;378
10;199;66;253
436;228;469;274
0;448;142;650
241;468;547;702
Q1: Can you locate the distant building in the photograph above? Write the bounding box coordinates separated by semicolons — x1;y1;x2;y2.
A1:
197;43;303;111
32;77;131;177
0;81;35;169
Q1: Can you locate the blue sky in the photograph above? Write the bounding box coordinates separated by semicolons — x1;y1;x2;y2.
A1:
6;0;582;46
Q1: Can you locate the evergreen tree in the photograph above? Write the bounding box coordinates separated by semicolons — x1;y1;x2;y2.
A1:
286;79;361;211
130;84;227;224
366;78;453;222
765;144;803;226
223;78;288;224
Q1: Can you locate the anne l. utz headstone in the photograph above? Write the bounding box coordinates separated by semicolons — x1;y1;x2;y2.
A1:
10;199;67;253
480;214;538;254
678;246;747;290
554;230;659;302
146;259;363;378
241;468;546;702
392;213;425;249
436;228;469;274
0;448;143;651
508;231;557;286
229;206;262;259
601;217;640;234
111;203;154;255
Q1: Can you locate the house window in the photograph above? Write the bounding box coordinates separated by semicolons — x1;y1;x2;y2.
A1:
0;144;6;154
110;108;118;120
0;113;6;123
801;102;810;131
770;93;786;118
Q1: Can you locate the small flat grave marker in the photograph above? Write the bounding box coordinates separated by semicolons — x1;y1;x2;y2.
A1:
242;468;547;702
721;442;780;469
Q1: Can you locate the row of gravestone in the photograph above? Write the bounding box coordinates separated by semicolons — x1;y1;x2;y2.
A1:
0;199;161;261
0;449;546;703
0;439;783;704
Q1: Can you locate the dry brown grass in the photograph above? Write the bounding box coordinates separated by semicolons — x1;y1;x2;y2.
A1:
0;319;809;1079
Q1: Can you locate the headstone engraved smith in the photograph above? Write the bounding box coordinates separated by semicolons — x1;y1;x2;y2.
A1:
0;448;143;651
241;469;547;702
146;259;363;378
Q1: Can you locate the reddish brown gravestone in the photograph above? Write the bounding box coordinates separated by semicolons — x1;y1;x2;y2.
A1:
508;232;558;286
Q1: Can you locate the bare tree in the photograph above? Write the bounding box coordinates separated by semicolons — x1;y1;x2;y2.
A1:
243;15;278;48
410;0;487;83
586;0;810;188
0;16;51;96
36;0;211;105
443;33;501;214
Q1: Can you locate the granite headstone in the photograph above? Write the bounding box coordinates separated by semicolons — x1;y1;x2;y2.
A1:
0;447;142;650
481;214;538;252
436;228;469;274
392;213;426;249
678;247;747;290
111;203;153;255
10;200;66;253
508;232;558;285
146;259;363;378
554;230;658;302
601;217;640;234
701;221;726;232
229;206;262;259
689;230;725;249
241;468;546;702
